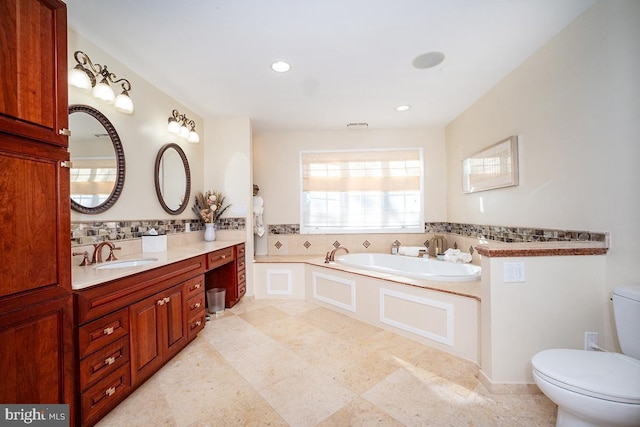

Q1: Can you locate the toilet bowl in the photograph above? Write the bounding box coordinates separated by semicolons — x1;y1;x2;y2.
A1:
531;285;640;427
532;349;640;427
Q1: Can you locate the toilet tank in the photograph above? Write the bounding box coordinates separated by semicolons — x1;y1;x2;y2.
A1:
612;285;640;359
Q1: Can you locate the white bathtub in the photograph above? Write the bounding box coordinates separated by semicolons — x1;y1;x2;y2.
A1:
335;253;481;282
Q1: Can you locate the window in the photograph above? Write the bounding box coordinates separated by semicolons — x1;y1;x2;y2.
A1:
300;148;424;234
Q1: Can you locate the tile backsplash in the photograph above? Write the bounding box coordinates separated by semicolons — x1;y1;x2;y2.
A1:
266;222;609;260
71;217;245;246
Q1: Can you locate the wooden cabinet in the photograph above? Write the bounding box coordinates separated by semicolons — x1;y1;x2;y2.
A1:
74;256;206;426
0;0;69;146
204;243;246;308
0;0;74;422
130;283;186;385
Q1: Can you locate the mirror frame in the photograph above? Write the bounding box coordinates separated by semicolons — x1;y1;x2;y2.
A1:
68;104;126;214
154;143;191;215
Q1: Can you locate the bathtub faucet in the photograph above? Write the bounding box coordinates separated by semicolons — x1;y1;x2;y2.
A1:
325;246;349;263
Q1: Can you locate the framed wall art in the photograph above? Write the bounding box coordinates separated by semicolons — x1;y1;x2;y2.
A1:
462;136;519;193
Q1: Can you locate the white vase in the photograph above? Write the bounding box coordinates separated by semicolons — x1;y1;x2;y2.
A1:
204;223;216;241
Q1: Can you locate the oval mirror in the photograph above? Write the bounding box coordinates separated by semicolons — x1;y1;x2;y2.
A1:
68;105;125;214
154;143;191;214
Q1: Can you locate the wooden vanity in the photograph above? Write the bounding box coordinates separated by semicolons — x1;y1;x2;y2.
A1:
73;242;245;426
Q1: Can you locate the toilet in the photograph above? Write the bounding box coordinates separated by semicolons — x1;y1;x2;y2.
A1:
531;285;640;427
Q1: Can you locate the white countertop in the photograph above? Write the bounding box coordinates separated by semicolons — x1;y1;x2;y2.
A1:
72;240;244;290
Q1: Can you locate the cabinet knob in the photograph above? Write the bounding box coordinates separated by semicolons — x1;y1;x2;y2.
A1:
105;356;116;366
103;326;114;335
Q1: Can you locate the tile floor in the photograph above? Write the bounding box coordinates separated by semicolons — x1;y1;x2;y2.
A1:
96;298;557;426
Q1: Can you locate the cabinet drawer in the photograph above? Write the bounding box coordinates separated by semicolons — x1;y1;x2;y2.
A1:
237;256;246;273
238;282;246;299
81;364;131;426
186;293;205;316
207;247;234;270
79;336;129;392
237;269;246;285
79;308;129;358
183;275;204;299
187;311;206;340
236;243;246;259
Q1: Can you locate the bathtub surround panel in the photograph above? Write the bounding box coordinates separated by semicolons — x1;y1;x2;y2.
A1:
312;272;357;313
380;288;454;346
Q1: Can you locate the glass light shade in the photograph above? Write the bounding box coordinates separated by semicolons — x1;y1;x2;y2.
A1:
114;92;134;114
188;130;200;143
92;80;115;103
168;118;180;134
179;125;190;138
69;67;92;91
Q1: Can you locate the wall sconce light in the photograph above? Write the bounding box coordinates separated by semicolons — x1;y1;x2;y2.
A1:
168;109;200;143
69;51;134;114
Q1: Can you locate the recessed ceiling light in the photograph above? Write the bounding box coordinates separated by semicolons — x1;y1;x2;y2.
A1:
396;105;411;112
412;51;445;69
271;61;291;73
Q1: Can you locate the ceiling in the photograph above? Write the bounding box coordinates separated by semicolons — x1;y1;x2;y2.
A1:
65;0;596;133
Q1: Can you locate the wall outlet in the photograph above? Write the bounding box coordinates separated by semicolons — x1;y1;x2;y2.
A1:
584;331;598;351
504;262;525;283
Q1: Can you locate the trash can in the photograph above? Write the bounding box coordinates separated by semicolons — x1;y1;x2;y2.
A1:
206;288;226;314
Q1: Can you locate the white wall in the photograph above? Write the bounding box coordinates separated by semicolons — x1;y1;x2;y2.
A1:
253;128;447;223
68;29;205;222
445;0;640;350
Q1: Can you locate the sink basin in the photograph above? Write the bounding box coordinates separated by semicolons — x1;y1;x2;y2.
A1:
95;258;158;270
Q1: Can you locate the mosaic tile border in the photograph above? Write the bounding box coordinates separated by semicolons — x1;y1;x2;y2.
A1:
71;218;245;246
267;222;608;244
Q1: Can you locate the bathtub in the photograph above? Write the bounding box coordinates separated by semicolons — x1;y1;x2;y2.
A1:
335;253;481;282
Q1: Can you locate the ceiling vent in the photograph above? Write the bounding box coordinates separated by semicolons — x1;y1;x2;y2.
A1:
346;122;368;129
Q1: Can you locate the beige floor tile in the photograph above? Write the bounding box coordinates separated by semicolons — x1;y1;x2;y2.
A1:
316;396;405;426
94;299;557;427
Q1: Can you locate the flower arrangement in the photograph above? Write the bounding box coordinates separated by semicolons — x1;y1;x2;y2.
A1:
193;190;230;224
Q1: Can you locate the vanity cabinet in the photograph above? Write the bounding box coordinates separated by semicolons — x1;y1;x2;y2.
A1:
204;243;246;308
74;256;205;426
0;0;74;420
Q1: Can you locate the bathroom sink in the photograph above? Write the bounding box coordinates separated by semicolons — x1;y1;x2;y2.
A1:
94;258;158;270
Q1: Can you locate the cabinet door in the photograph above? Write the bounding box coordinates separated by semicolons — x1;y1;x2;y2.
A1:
0;142;70;305
129;294;163;385
0;295;74;405
0;0;68;146
163;285;186;359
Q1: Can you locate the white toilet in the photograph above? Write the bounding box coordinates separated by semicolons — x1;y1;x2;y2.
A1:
531;285;640;427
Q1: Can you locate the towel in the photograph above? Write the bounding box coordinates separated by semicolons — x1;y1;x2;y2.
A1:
253;196;265;237
443;248;472;263
398;246;425;257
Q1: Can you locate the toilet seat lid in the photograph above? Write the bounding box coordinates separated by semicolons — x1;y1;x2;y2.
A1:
532;349;640;403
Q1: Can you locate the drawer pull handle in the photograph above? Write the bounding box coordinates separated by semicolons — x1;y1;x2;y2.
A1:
164;297;171;303
194;283;201;289
221;255;226;259
105;356;116;366
192;320;202;329
157;299;165;306
103;327;114;335
191;302;201;309
105;387;116;397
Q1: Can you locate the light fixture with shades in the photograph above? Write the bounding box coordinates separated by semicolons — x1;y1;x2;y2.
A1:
69;51;134;114
168;109;199;143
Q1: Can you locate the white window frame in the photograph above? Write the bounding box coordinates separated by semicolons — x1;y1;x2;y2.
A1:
300;148;425;234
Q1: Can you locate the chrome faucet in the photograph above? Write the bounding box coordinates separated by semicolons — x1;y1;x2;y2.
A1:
91;241;120;264
325;246;349;263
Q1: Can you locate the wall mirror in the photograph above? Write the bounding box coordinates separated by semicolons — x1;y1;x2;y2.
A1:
154;143;191;214
68;104;126;214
